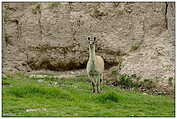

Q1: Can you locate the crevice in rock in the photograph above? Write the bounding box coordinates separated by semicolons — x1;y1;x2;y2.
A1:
38;4;43;41
165;2;168;30
4;19;20;46
26;3;43;72
28;59;88;71
2;4;7;66
104;60;118;69
142;19;145;38
31;3;43;40
16;19;22;41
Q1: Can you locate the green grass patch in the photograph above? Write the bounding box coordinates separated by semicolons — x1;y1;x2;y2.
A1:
2;75;175;117
6;85;73;100
95;91;119;103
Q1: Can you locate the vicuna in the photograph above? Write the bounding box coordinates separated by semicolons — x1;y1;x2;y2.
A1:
86;37;104;93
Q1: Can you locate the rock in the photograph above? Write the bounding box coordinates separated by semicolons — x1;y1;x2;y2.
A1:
37;79;44;83
120;31;175;79
143;93;148;95
3;113;16;116
26;108;47;112
2;2;174;81
29;74;47;78
53;82;58;85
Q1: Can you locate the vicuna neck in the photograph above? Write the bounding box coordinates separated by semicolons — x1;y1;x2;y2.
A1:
89;45;96;63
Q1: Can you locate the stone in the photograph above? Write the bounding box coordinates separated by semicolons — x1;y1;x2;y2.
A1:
2;2;175;81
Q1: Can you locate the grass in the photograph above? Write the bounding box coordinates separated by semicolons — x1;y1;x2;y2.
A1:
2;75;175;117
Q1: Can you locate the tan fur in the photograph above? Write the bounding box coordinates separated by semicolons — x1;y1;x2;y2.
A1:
95;56;104;73
86;56;104;74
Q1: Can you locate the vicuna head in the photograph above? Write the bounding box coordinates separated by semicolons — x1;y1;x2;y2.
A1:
88;37;96;49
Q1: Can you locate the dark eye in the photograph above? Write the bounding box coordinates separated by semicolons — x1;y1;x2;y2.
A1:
88;37;90;41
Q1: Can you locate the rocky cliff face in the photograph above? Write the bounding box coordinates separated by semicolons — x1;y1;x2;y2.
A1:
2;2;175;80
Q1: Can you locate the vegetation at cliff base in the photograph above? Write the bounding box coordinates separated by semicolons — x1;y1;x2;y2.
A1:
2;75;175;117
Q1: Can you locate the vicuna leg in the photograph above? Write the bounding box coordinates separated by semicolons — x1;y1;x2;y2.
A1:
90;76;96;93
100;73;103;91
93;76;98;93
91;81;95;93
95;74;101;93
98;74;102;93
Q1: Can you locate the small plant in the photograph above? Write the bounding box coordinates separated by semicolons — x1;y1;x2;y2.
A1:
2;78;11;86
111;67;118;77
119;74;132;88
32;4;41;14
130;41;142;51
117;74;141;89
48;3;60;9
168;77;174;86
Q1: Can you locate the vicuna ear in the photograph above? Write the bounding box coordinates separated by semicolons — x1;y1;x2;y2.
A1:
94;37;96;42
88;37;90;41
